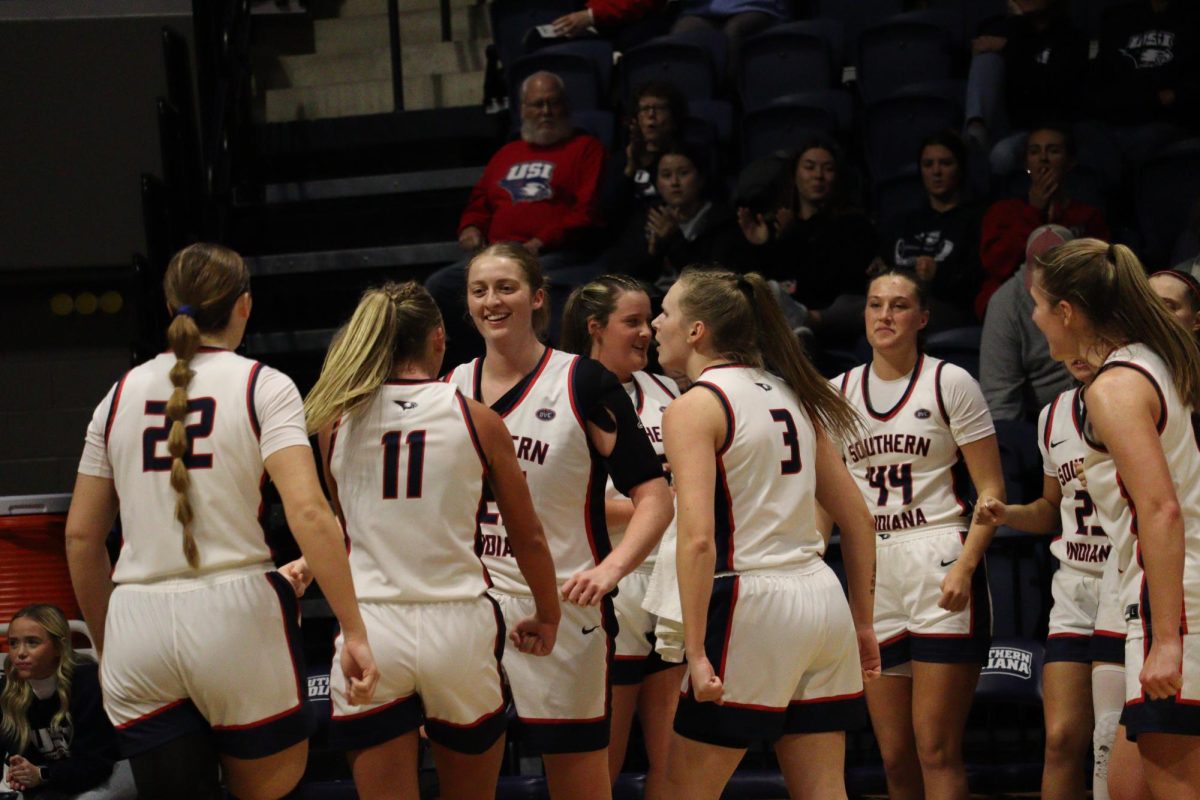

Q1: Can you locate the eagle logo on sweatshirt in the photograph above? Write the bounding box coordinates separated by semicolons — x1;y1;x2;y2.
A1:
1120;30;1175;69
501;161;555;202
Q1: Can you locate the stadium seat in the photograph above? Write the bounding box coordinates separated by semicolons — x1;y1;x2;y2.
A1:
739;23;838;113
968;636;1046;793
1135;138;1200;268
620;34;722;103
508;51;604;116
864;86;963;181
741;98;839;163
873;164;926;229
857;18;954;105
813;0;905;63
687;97;734;146
926;325;982;378
489;0;575;72
571;109;615;150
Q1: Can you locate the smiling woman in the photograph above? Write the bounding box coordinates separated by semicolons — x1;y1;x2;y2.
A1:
1;604;132;798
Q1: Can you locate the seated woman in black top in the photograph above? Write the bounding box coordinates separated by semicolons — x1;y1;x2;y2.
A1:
2;604;131;798
878;130;984;332
610;142;747;292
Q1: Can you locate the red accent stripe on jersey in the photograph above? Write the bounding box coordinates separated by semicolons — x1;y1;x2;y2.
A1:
246;362;264;439
933;359;950;425
646;372;679;399
1070;387;1084;436
331;694;416;722
211;701;303;730
104;373;130;445
1093;629;1126;639
715;576;740;681
567;355;586;430
115;698;188;729
699;363;752;375
456;391;490;475
1047;632;1090;639
1043;393;1062;452
863;353;925;421
717;699;788;712
516;713;608;724
789;690;865;705
694;382;735;456
427;701;507;729
631;376;645;415
385;377;442;385
1098;361;1168;435
266;573;305;703
498;347;554;419
878;630;910;647
838;369;851;396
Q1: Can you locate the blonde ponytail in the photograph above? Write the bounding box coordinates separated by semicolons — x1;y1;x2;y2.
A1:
305;282;443;434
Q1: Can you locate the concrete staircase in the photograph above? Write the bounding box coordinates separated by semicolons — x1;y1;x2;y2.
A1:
254;0;491;123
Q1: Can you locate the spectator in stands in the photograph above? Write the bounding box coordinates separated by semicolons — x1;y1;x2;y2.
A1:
1;604;133;799
965;0;1090;176
980;224;1076;422
428;71;606;364
737;135;878;345
609;143;746;293
1087;0;1198;167
1149;269;1200;334
670;0;786;83
879;130;985;332
1172;198;1200;270
600;81;687;233
976;123;1110;317
547;0;669;51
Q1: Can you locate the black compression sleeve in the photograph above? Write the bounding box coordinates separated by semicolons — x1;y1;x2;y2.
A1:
572;359;664;495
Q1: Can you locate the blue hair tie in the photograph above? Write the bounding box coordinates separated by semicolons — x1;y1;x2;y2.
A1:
176;304;195;317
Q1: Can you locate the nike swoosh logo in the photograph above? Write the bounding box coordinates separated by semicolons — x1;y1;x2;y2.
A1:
581;625;599;635
1050;439;1068;448
940;558;958;567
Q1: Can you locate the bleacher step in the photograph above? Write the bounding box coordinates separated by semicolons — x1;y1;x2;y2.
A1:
264;70;484;120
263;166;484;203
316;0;484;16
312;8;489;55
245;242;462;277
275;41;487;88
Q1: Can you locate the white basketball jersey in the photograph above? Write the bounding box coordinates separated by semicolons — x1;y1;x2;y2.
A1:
80;348;310;583
1082;343;1200;634
1038;387;1111;576
606;371;676;562
837;355;991;539
694;365;823;573
447;349;608;594
329;380;489;603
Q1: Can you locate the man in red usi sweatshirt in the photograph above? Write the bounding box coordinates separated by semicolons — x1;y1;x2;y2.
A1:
457;71;605;256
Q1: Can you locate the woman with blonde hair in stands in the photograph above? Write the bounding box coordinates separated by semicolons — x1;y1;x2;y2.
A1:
65;242;378;800
651;268;879;799
300;281;560;800
445;242;673;800
1;603;134;798
1030;239;1200;800
560;274;684;794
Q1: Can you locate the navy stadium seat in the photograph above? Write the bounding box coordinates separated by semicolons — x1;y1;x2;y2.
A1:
814;0;905;63
489;0;575;71
873;164;926;229
572;109;615;150
1135;138;1200;268
864;87;963;180
926;325;982;378
857;18;955;105
620;34;721;103
741;99;839;163
739;23;837;113
508;51;604;117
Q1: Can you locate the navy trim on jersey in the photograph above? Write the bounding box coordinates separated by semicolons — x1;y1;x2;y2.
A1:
879;631;911;670
713;462;736;573
1122;695;1200;738
707;576;739;682
104;373;131;445
631;377;645;414
863;354;925;421
115;698;210;758
1043;394;1063;452
1089;630;1126;664
646;372;679;399
246;362;264;439
933;359;950;426
385;378;444;385
479;347;554;418
784;691;867;734
456;392;490;475
584;457;613;567
613;646;679;685
1071;387;1084;436
1045;634;1092;664
909;551;992;665
329;694;424;751
694;382;735;456
1098;361;1168;435
838;370;851;396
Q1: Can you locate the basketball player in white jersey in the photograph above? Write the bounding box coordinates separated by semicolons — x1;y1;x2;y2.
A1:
560;274;684;794
833;268;1003;800
446;243;673;800
974;357;1128;799
651;269;880;800
63;243;378;800
293;281;559;800
1031;239;1200;800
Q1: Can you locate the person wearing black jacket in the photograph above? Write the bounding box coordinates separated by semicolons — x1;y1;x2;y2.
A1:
1087;0;1199;165
1;605;131;799
879;131;984;331
610;143;747;291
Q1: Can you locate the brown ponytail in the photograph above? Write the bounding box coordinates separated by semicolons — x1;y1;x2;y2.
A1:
560;274;648;357
676;269;863;444
1035;239;1200;408
162;243;251;570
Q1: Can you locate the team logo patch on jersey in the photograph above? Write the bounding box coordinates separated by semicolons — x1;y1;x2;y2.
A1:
536;408;556;421
983;646;1033;679
394;400;418;411
755;382;772;391
915;408;931;419
500;161;556;202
